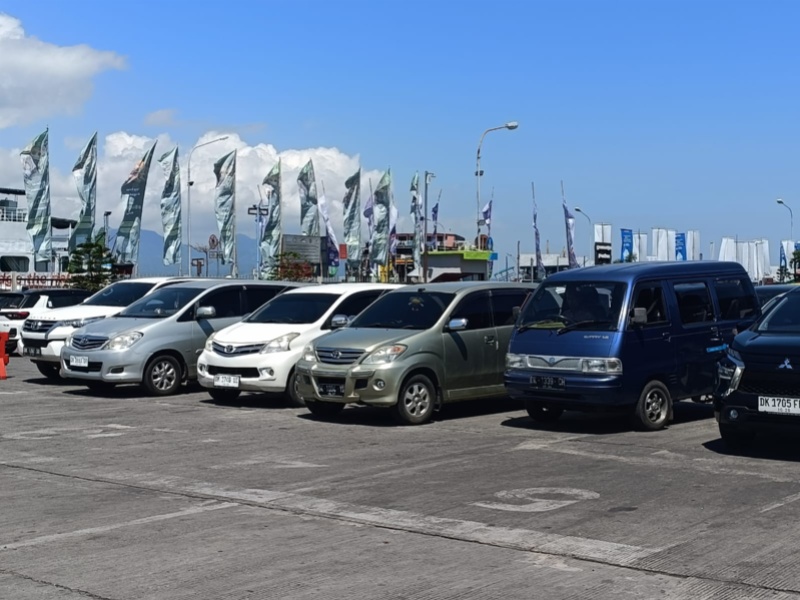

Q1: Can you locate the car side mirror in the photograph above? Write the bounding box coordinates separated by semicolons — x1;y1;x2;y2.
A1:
631;307;647;325
196;305;216;319
447;317;468;331
512;306;521;319
331;314;350;329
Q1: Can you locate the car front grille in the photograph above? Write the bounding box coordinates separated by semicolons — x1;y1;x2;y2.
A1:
738;370;800;397
71;335;108;350
23;320;56;333
211;341;263;356
316;347;364;365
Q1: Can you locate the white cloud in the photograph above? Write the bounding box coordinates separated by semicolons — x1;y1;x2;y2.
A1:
143;109;178;127
0;13;125;129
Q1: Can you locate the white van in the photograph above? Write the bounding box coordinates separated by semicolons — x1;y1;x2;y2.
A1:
197;283;401;404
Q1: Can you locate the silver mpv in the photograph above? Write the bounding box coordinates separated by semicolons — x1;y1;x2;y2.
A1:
60;280;298;395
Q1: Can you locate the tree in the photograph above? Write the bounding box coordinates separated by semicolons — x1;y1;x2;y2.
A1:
790;250;800;282
613;253;637;264
67;233;115;292
263;252;313;281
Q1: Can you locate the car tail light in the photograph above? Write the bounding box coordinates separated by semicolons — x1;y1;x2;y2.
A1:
3;311;30;320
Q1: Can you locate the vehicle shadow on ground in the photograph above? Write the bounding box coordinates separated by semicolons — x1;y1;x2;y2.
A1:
59;382;203;399
500;401;715;435
200;392;299;410
703;434;800;463
297;397;525;428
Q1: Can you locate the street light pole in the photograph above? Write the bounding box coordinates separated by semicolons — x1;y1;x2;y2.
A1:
778;198;794;244
186;135;229;275
574;207;592;266
475;121;518;246
423;171;435;283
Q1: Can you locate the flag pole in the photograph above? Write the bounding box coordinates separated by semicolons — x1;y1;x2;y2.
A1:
367;178;374;281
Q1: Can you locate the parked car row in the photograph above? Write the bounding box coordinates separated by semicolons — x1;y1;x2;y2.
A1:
14;263;800;446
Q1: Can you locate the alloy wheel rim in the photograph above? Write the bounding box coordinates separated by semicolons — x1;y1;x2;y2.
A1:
403;383;431;417
152;360;177;391
645;391;665;423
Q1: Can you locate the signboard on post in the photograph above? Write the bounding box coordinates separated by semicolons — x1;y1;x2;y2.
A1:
281;234;323;265
594;242;612;265
208;234;219;250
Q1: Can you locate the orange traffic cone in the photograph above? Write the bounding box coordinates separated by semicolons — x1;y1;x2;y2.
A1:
0;332;8;380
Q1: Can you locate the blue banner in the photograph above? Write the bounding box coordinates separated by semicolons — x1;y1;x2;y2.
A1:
675;232;687;261
780;244;788;269
620;228;633;262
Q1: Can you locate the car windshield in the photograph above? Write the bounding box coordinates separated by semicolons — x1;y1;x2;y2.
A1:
756;293;800;333
119;287;204;318
350;291;455;330
756;285;796;306
83;282;156;307
0;293;24;308
518;281;627;332
247;293;338;324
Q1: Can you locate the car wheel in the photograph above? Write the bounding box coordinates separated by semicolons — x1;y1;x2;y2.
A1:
633;380;671;430
526;401;564;423
35;363;60;380
208;389;241;402
393;374;436;425
86;381;116;394
143;355;182;396
306;399;344;419
719;424;756;450
285;369;306;407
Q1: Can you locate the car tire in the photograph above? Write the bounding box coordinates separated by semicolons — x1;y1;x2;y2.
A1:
526;401;564;423
143;355;182;396
35;363;60;380
393;374;436;425
719;424;755;450
286;369;306;407
306;399;344;419
633;380;672;431
86;381;116;394
208;389;241;402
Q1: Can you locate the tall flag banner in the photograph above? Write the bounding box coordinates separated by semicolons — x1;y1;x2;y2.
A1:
319;192;339;276
20;129;52;263
675;232;687;261
481;200;492;227
113;142;157;264
430;193;440;249
297;159;320;237
342;168;361;276
261;160;282;276
213;150;237;265
389;202;399;257
780;244;788;276
410;172;423;274
158;147;182;266
69;132;97;251
531;183;544;280
620;228;634;262
561;181;579;268
371;170;391;266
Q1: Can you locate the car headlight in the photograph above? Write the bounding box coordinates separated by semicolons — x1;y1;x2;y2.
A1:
301;344;317;362
105;332;143;351
362;344;407;365
205;334;216;352
580;358;622;374
505;353;527;369
60;316;105;329
260;332;300;354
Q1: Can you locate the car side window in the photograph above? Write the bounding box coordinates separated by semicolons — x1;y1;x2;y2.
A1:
450;291;493;331
714;278;757;320
243;286;282;313
674;282;714;325
491;289;529;326
629;284;668;327
334;291;383;319
198;287;244;318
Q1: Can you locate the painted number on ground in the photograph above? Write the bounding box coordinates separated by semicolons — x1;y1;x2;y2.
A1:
472;487;599;513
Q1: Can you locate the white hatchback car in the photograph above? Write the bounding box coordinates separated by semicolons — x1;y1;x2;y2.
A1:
197;283;401;404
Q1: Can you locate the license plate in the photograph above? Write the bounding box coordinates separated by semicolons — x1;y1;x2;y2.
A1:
69;355;89;368
23;346;41;357
214;374;240;388
531;375;566;390
758;396;800;416
319;383;345;397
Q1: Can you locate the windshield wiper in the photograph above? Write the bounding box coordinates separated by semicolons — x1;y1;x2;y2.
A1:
517;318;569;332
556;319;613;335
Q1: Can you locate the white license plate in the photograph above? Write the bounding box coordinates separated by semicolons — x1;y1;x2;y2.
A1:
23;346;41;356
69;355;89;368
758;396;800;416
214;374;240;388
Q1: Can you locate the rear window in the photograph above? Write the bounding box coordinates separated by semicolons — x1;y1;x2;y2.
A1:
0;293;24;308
17;293;42;308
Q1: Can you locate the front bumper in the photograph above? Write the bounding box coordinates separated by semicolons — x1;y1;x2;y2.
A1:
196;349;296;394
295;359;407;406
504;368;629;410
21;332;67;364
60;344;146;383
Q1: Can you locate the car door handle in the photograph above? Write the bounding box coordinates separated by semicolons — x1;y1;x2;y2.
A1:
661;331;671;340
484;335;496;344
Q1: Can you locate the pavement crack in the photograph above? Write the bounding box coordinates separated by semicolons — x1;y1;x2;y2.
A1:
0;566;119;599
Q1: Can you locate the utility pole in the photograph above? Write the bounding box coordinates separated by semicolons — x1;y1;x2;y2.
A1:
423;171;435;283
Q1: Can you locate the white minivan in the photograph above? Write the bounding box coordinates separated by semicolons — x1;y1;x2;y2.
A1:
197;283;401;404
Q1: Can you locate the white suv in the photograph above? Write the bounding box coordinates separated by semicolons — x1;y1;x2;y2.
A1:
22;277;200;379
197;283;401;404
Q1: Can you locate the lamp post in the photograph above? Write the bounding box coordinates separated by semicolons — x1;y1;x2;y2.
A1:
777;198;793;244
103;211;112;248
186;135;229;274
248;202;269;276
423;171;435;282
574;206;592;266
475;121;518;245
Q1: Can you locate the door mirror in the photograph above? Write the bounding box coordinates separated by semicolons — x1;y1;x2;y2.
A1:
631;307;647;325
447;317;468;331
331;314;350;329
196;305;216;319
512;306;521;319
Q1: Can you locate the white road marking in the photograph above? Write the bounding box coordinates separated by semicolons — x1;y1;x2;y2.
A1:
209;456;326;470
86;433;124;439
473;487;600;512
0;501;235;551
759;491;800;513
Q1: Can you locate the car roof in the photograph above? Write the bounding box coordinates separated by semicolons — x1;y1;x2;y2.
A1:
157;279;304;290
22;288;90;294
388;281;536;294
543;261;749;284
756;284;799;295
283;282;403;295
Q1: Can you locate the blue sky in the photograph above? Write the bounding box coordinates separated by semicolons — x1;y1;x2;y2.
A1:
1;0;800;267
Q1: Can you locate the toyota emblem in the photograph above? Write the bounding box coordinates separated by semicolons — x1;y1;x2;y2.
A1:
225;345;234;354
332;350;342;359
